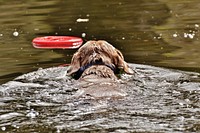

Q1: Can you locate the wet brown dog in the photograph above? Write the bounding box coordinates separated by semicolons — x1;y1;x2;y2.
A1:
67;40;134;98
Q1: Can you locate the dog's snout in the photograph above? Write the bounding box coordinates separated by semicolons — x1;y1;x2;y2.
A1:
94;58;102;63
92;52;97;58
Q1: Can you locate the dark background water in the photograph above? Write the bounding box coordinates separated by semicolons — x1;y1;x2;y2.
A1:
1;0;200;84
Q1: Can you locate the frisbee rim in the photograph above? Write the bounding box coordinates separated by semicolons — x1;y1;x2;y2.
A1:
32;36;83;49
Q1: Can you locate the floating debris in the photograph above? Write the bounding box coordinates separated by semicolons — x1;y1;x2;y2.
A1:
1;127;6;131
76;18;89;22
173;33;178;38
26;109;39;118
157;36;162;39
153;34;162;39
34;28;40;31
184;33;195;39
82;33;86;38
195;24;199;28
13;31;19;37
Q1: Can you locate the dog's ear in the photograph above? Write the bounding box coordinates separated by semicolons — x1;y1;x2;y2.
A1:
67;52;81;75
115;49;134;74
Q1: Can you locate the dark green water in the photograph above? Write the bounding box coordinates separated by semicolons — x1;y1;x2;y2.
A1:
0;0;200;83
1;1;200;132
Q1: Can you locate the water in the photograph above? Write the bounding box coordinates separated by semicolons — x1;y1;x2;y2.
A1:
0;64;200;132
1;0;200;84
0;0;200;132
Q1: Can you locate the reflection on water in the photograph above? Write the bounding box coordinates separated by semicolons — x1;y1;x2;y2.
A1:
0;0;200;84
154;0;200;68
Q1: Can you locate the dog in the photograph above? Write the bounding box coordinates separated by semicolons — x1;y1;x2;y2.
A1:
67;40;134;98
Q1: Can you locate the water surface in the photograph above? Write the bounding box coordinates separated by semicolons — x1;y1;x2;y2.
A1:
1;0;200;83
0;64;200;132
0;1;200;132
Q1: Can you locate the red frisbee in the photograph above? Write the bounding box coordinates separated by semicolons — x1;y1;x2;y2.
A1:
32;36;83;49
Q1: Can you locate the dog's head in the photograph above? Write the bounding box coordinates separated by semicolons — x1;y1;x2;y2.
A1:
67;40;134;78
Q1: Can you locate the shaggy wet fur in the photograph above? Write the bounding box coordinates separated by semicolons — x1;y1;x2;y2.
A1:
67;40;134;98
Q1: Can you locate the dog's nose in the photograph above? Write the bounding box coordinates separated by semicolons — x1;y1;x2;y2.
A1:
94;58;103;63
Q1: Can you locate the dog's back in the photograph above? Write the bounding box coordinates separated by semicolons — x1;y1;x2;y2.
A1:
75;75;127;98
